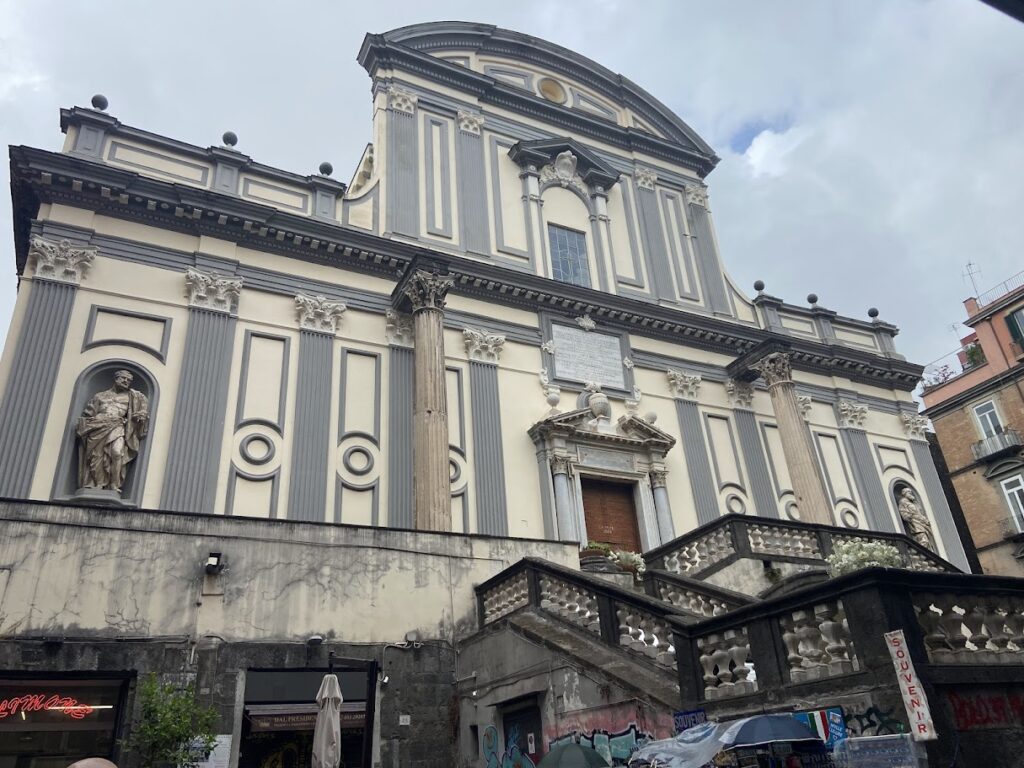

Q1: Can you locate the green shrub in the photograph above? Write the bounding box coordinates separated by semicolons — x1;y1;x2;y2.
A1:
126;674;219;768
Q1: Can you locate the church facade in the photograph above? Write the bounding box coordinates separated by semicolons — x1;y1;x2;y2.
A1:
0;21;979;768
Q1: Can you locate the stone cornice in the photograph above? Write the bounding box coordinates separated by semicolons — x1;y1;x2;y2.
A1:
10;146;924;391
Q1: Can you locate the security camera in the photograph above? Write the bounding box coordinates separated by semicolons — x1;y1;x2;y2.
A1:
205;552;226;575
378;673;390;685
307;635;324;646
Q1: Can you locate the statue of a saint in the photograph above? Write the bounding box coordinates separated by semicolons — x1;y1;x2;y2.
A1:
898;488;936;551
76;370;149;493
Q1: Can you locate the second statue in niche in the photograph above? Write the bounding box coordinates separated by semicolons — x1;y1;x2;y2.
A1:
76;370;150;494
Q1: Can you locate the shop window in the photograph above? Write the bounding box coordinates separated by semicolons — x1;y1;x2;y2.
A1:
1002;475;1024;533
974;400;1004;439
548;225;591;288
0;679;126;767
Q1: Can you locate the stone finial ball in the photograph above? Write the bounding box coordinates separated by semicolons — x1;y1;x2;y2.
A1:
222;131;238;147
868;307;880;318
753;280;765;292
91;94;109;111
807;293;818;305
319;161;333;176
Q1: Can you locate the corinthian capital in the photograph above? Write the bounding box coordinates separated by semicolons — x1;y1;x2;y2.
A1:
751;351;792;387
185;268;243;313
463;328;506;363
295;294;346;334
901;413;929;440
28;236;96;284
402;270;454;313
667;369;701;401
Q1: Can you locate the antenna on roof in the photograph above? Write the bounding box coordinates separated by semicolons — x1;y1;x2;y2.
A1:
963;262;982;297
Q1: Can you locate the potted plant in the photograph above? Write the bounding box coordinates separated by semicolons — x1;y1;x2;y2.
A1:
125;673;219;768
579;541;618;572
609;549;646;579
826;539;903;577
580;540;612;559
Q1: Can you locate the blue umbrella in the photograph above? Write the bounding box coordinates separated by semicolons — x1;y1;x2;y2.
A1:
720;714;821;750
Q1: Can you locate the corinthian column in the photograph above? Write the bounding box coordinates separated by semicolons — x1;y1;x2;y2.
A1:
401;269;455;531
751;352;833;525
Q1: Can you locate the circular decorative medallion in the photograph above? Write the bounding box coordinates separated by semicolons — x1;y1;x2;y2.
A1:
840;508;861;529
537;77;567;105
342;445;375;476
240;434;276;466
725;494;747;515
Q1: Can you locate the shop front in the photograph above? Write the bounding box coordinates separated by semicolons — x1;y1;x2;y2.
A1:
239;666;375;768
0;678;127;768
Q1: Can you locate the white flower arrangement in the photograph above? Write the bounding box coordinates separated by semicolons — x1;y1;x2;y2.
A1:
826;539;903;577
609;549;646;575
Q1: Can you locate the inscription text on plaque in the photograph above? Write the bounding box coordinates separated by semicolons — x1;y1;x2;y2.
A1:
551;324;626;390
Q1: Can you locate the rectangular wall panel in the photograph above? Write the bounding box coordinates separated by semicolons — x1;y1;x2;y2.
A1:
424;117;452;238
161;308;236;513
236;332;289;427
336;349;381;526
687;202;731;315
389;111;419;236
635;185;676;302
0;280;77;497
735;410;779;518
387;347;414;527
676;399;718;524
287;332;333;523
470;362;508;536
457;128;490;254
842;429;896;533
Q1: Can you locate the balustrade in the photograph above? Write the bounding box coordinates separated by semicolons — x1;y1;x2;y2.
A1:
662;527;732;575
697;628;757;699
539;574;601;636
616;605;676;669
481;571;530;624
748;523;822;559
655;581;735;618
779;600;857;682
914;593;1024;663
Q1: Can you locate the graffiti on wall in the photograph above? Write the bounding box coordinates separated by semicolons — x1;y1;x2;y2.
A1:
484;724;536;768
842;705;903;737
545;702;674;767
947;691;1024;730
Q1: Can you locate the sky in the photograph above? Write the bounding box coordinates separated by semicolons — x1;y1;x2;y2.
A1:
1;0;1022;371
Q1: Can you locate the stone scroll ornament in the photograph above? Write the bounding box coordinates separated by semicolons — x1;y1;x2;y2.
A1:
76;370;149;494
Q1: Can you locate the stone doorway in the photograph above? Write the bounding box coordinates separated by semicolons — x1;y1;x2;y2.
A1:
581;477;642;552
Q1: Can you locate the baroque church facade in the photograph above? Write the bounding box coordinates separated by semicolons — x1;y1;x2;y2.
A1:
0;21;979;768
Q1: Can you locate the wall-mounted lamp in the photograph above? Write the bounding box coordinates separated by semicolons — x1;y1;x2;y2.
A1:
205;552;226;575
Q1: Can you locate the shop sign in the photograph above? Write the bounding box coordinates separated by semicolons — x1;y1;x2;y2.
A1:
673;708;707;733
249;710;365;732
0;693;95;720
794;707;847;747
884;630;937;741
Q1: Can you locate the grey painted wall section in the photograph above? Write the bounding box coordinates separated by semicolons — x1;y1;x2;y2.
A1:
675;399;719;525
634;185;676;302
469;361;508;536
909;440;970;571
456;129;490;255
287;331;333;523
387;346;414;528
842;428;896;533
734;409;778;519
687;202;731;315
659;191;699;302
390;111;419;237
423;116;453;239
0;280;77;497
160;308;236;513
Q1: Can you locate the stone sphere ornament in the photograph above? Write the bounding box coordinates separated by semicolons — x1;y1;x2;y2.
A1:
319;161;334;176
222;131;238;147
807;293;818;305
91;94;109;111
868;307;880;319
753;280;765;292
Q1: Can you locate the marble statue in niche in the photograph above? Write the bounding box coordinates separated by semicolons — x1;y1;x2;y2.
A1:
76;370;149;494
897;487;936;551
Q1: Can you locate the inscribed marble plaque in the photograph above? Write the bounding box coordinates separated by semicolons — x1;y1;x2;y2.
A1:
551;324;625;390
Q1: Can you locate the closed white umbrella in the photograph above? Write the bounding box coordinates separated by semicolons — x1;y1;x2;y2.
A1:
311;671;343;768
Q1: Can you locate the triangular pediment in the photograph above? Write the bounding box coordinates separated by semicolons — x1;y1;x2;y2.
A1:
508;138;620;190
528;408;675;453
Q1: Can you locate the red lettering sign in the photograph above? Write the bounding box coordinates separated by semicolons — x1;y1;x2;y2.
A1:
0;693;95;720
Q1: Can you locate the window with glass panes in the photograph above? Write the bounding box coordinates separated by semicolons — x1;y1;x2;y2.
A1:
974;400;1003;438
548;225;591;288
1002;475;1024;533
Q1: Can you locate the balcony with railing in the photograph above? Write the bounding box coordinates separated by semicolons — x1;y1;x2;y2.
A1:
977;268;1024;308
920;343;988;393
972;428;1024;461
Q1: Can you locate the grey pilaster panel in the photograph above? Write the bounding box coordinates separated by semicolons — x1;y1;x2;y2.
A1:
0;280;77;496
391;112;419;237
734;409;778;519
687;203;731;315
160;308;236;513
456;130;491;254
387;346;414;527
287;331;333;522
469;361;508;536
675;399;719;525
910;440;970;571
635;187;676;302
842;428;896;533
535;450;556;539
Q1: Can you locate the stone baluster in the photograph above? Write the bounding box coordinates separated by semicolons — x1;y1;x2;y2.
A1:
711;637;734;692
982;599;1010;658
914;598;947;660
582;592;601;634
781;616;804;681
793;609;827;680
725;629;752;694
699;635;721;699
962;603;989;656
934;596;968;661
1006;599;1024;653
816;602;854;675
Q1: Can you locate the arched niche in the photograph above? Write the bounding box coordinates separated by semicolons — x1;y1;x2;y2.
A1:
889;478;934;550
541;185;599;288
51;359;159;507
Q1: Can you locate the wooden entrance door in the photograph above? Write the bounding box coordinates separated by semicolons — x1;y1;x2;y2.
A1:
580;478;642;552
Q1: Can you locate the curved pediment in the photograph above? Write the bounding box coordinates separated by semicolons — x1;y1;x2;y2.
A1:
528;407;676;454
